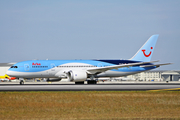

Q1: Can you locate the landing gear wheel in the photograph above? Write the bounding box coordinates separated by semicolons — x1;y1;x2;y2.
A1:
75;81;84;84
87;80;97;84
20;81;24;85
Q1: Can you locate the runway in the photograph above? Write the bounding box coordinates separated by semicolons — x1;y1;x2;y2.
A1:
0;83;180;91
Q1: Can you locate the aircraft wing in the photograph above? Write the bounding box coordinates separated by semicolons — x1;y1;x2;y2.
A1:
140;63;172;68
87;61;159;74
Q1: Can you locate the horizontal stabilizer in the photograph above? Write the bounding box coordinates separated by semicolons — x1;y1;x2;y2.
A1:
140;63;173;68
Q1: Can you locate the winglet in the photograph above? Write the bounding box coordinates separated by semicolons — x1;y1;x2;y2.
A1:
131;35;159;62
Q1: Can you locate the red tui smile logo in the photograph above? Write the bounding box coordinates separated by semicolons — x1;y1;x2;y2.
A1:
142;47;153;57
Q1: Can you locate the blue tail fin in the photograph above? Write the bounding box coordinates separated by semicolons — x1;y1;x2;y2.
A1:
130;34;159;62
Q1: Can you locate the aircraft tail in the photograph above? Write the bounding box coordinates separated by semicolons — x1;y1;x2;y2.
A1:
130;34;159;62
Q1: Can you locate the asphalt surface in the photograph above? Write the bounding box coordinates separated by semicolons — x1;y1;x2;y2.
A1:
0;83;180;91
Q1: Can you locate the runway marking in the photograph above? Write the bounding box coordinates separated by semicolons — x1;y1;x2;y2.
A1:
149;88;180;91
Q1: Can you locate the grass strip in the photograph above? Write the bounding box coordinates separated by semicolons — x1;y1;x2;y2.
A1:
0;91;180;119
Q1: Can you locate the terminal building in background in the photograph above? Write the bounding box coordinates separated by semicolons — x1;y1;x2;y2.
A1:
127;70;180;81
0;63;180;82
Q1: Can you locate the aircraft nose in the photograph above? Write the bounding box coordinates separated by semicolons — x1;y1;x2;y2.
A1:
6;70;15;77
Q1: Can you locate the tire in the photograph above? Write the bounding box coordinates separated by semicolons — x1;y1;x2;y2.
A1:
87;80;97;84
75;81;84;84
20;81;24;85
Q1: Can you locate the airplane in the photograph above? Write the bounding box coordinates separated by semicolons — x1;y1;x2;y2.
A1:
6;34;171;85
8;76;16;80
0;74;16;81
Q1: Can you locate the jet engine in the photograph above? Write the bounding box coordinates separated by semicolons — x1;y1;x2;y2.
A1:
65;70;87;82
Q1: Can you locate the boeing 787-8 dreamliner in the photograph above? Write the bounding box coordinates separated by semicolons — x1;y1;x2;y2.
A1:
6;35;171;84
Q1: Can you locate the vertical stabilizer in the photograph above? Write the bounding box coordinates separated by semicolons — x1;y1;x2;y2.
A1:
130;34;159;62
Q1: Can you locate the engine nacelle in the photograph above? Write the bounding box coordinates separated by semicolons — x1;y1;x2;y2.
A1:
66;70;87;82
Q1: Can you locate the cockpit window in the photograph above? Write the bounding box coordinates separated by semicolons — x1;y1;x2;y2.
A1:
11;66;18;68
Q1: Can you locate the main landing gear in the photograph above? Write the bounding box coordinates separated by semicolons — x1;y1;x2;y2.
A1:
87;80;97;84
75;80;97;84
75;81;84;84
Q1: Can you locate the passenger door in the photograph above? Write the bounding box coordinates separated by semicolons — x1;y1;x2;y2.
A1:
51;63;56;71
24;64;30;71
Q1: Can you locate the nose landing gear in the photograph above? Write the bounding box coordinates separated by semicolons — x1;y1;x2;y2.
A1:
19;78;24;85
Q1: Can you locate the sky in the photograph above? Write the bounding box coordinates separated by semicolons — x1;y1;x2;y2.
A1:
0;0;180;70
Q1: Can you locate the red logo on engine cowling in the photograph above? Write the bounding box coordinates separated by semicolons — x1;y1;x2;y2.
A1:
32;63;41;65
142;47;153;57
